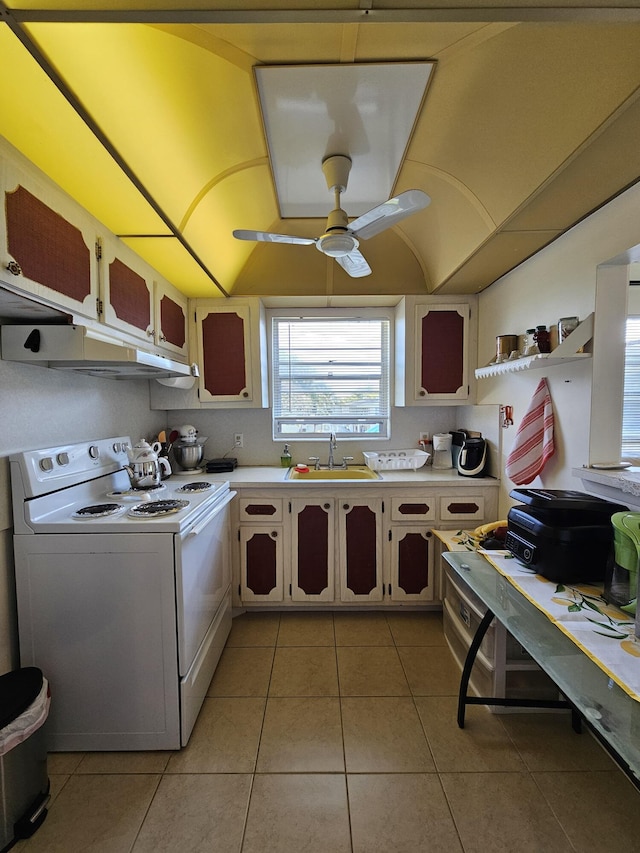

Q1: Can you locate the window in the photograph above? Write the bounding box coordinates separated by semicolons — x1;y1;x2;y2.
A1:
622;315;640;458
271;315;391;439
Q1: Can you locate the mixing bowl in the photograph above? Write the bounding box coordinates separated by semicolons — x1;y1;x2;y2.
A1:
173;440;205;471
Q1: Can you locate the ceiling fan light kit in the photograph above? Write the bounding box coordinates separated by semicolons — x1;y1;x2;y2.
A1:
233;153;430;278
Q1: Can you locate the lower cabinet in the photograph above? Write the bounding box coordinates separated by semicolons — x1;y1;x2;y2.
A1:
235;485;497;609
290;498;335;603
388;526;435;603
338;497;384;603
238;497;284;603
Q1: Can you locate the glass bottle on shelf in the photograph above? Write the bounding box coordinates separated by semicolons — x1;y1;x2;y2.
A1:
533;325;551;353
522;328;537;356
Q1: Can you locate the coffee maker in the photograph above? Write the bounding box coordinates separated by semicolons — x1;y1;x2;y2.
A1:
432;433;453;469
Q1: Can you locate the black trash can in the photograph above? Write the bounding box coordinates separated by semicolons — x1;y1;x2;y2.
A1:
0;667;50;852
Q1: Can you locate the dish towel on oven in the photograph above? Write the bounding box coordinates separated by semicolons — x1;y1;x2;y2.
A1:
505;377;555;485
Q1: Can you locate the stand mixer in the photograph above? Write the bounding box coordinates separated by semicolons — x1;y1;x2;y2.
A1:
172;424;208;473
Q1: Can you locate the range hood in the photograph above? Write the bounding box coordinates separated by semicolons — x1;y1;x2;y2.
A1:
1;324;197;381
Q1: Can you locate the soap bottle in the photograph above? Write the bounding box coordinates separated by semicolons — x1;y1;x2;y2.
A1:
280;444;292;468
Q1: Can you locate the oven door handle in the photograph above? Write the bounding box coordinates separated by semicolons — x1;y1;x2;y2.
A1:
187;490;236;537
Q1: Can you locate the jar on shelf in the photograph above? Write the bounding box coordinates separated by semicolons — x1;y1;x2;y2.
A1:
522;328;537;356
533;325;551;353
558;316;579;342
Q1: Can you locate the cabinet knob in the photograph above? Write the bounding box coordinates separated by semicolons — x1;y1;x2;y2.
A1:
6;260;22;276
419;389;426;396
343;503;350;510
271;531;278;538
146;328;155;337
242;391;249;398
323;503;331;510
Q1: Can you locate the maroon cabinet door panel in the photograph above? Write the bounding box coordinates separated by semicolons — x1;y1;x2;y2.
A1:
297;505;330;596
160;295;186;348
344;505;377;596
108;258;151;331
397;532;430;595
6;185;91;303
420;309;464;394
245;532;277;596
202;312;247;396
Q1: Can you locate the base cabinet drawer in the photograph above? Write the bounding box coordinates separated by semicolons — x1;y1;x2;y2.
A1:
439;495;485;523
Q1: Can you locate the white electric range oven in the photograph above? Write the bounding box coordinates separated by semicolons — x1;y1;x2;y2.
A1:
10;436;235;751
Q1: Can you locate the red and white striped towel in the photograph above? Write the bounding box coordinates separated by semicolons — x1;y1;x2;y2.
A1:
505;377;555;485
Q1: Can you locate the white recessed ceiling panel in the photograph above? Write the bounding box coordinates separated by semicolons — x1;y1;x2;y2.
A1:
255;62;434;218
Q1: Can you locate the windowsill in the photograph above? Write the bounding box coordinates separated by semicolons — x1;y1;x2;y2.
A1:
573;465;640;508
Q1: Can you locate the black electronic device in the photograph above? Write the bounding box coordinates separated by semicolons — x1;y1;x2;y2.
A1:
505;490;627;583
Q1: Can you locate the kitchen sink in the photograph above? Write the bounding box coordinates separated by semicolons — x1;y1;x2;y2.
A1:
286;466;381;480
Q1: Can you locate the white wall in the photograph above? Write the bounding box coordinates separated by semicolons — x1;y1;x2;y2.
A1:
164;405;476;468
0;358;166;673
477;181;640;516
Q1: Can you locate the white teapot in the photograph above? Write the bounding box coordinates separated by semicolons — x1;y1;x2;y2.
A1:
124;440;166;489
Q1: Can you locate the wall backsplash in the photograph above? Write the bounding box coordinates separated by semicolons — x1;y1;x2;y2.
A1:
165;405;500;469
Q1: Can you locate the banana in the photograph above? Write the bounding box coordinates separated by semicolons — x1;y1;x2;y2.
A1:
473;520;508;537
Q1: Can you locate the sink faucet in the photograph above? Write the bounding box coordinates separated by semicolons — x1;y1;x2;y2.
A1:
327;432;337;469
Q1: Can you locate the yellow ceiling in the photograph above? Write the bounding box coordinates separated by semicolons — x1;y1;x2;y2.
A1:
1;2;640;298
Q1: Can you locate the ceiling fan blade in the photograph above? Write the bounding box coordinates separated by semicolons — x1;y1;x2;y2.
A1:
349;189;431;240
233;229;315;246
335;249;372;278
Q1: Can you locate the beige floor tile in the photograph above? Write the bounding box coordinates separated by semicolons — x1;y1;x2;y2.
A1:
415;696;526;772
341;697;435;772
440;771;574;852
132;773;252;852
269;646;339;696
242;774;351;853
532;770;640;851
348;773;463;853
76;751;172;774
165;697;265;773
207;645;274;696
47;752;85;774
337;646;410;696
226;611;280;647
276;611;335;646
17;774;159;853
499;712;615;772
386;611;446;646
257;697;344;772
399;644;460;695
334;611;394;646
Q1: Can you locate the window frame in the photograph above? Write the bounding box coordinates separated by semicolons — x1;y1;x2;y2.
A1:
622;313;640;460
267;307;394;441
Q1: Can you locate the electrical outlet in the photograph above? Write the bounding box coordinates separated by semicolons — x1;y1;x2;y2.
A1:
420;432;430;442
234;433;243;448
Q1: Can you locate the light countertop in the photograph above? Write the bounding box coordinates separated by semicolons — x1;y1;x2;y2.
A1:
172;465;499;489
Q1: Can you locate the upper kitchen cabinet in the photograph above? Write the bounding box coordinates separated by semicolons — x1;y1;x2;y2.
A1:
395;296;477;406
99;234;188;359
195;299;268;408
0;146;99;320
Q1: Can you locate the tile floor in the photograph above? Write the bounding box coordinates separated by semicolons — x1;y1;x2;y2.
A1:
15;610;640;853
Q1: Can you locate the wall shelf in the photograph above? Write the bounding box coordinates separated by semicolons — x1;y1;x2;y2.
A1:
475;313;593;379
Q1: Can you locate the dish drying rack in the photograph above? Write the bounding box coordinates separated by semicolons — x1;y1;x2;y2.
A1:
363;449;429;471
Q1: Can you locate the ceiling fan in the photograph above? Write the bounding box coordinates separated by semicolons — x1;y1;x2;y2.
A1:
233;155;430;278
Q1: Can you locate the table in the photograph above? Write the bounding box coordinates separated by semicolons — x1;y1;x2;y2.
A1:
443;550;640;790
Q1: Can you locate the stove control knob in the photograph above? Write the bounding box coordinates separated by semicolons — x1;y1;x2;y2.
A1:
112;442;122;453
39;457;54;472
88;445;100;459
56;452;69;466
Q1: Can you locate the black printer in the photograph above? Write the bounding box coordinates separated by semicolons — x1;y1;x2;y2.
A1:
505;489;627;583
